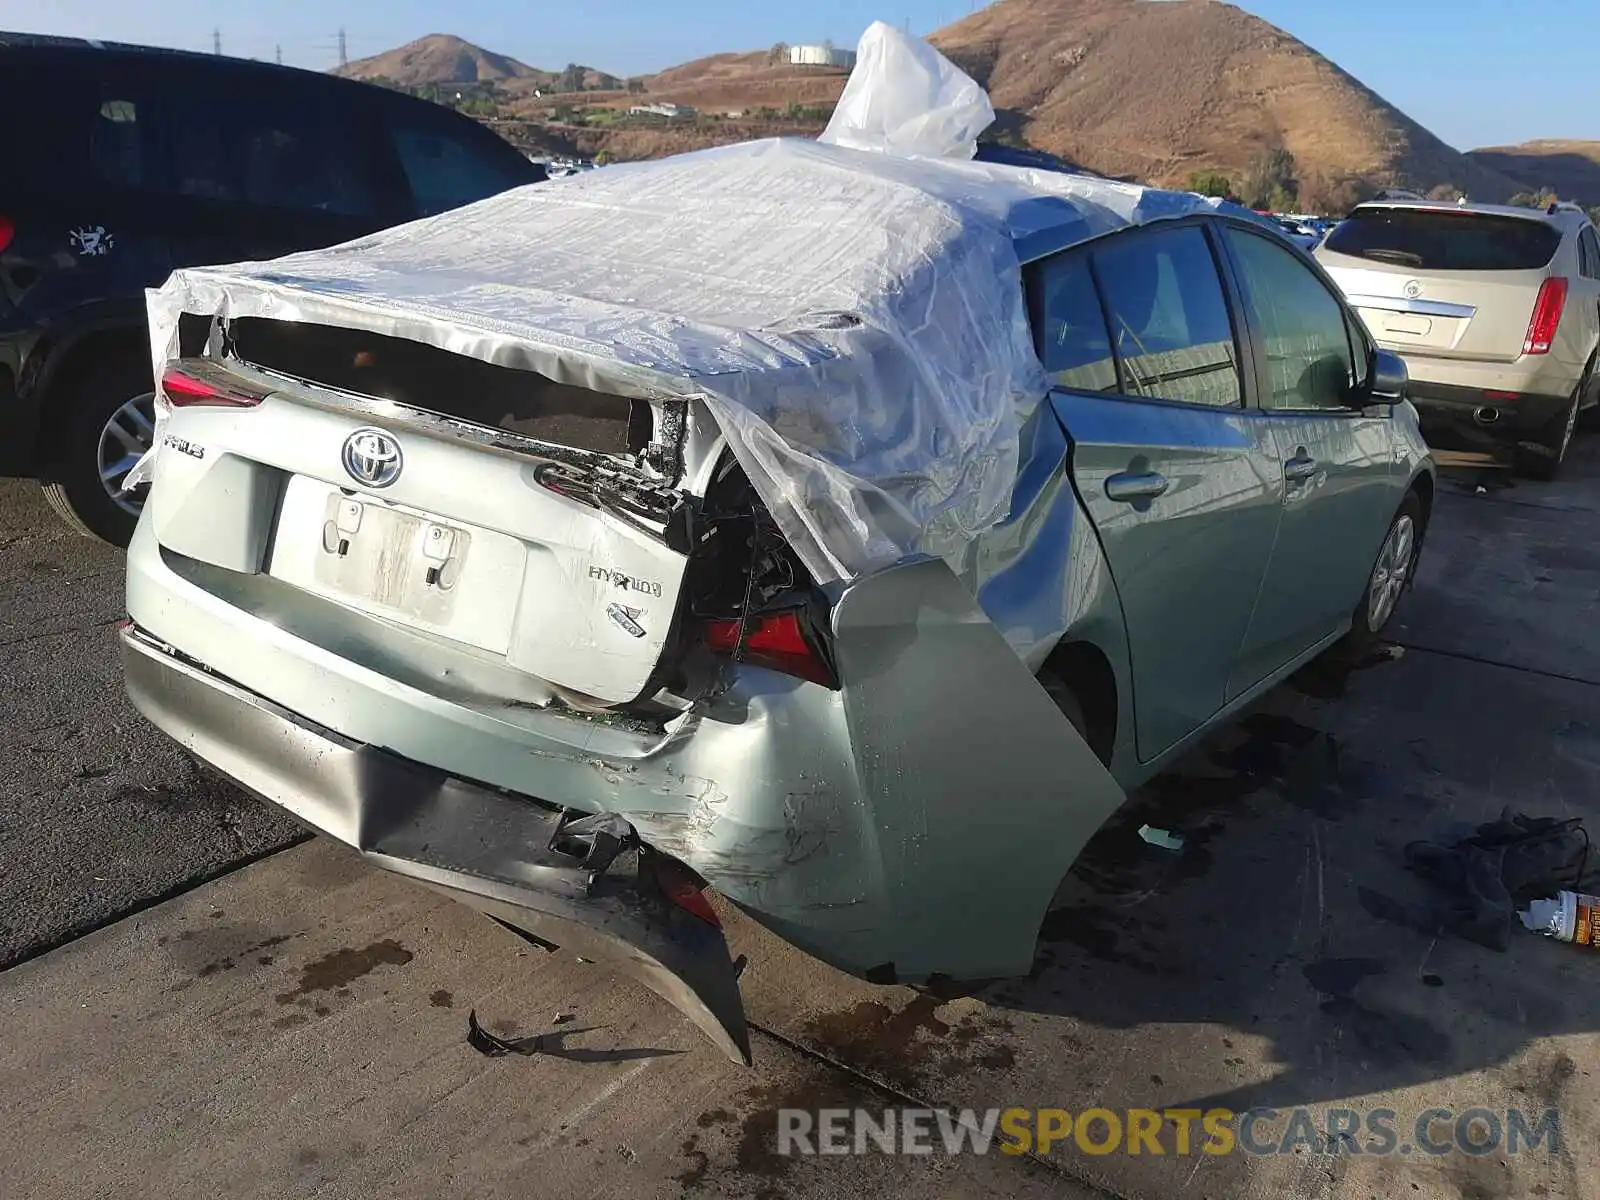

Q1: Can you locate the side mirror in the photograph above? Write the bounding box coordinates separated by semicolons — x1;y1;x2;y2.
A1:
1366;349;1408;405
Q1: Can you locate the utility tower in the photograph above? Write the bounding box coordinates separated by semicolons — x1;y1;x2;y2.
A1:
212;28;221;55
275;44;283;65
337;28;348;68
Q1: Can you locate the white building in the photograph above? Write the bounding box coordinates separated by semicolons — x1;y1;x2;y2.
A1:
628;102;696;120
789;43;857;69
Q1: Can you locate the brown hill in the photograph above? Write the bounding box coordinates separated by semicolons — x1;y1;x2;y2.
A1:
344;7;1532;205
336;34;550;86
927;0;1521;205
1467;141;1600;206
642;51;850;111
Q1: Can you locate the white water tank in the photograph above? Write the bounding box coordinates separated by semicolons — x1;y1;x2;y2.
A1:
789;43;856;68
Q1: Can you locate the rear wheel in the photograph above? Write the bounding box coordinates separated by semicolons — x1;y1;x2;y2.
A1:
39;353;155;546
1519;382;1582;481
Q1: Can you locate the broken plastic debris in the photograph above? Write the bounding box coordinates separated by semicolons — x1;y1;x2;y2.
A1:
553;1011;575;1025
1520;892;1600;947
1138;824;1185;852
466;1009;541;1058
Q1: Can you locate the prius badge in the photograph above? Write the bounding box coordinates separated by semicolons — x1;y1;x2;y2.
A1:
607;602;647;638
341;427;403;488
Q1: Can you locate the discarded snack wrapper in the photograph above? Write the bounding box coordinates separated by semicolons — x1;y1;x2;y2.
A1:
1520;891;1600;947
1138;825;1185;852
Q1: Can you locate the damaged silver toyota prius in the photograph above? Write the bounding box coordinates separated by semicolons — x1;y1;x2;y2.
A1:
120;29;1433;1063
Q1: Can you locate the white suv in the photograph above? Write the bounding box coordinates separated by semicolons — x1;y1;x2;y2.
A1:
1317;200;1600;477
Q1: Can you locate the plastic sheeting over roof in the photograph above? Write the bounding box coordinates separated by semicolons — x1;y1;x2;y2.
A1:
141;22;1228;584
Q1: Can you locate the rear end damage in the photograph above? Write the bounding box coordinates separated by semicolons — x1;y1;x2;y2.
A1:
124;320;1126;1061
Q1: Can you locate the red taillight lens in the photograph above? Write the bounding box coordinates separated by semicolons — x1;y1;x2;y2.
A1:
0;214;14;254
160;361;270;408
703;610;833;686
1523;276;1568;356
650;854;720;927
659;874;721;927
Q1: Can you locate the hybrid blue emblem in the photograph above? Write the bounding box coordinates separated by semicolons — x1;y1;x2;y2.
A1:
341;427;403;488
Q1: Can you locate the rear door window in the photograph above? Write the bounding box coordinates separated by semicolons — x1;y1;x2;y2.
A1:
1324;208;1561;271
384;109;532;217
158;75;376;217
1090;224;1242;408
1027;251;1118;393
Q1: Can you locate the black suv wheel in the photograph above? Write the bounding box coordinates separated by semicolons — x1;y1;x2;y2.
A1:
39;352;155;546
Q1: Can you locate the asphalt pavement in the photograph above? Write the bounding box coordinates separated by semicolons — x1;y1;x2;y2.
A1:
0;482;305;969
2;438;1599;1199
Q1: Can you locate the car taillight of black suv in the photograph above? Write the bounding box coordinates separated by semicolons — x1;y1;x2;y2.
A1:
0;32;546;544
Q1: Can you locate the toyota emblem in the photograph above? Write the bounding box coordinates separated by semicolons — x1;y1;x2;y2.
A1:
1403;279;1423;299
341;427;403;488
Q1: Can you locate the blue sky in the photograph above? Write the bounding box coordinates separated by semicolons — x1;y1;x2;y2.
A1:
6;0;1594;150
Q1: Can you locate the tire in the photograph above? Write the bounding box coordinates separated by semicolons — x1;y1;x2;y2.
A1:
1518;382;1582;482
1347;492;1423;650
38;351;157;547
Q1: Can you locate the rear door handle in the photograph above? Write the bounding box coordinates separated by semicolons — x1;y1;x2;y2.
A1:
1284;453;1319;482
1104;471;1170;502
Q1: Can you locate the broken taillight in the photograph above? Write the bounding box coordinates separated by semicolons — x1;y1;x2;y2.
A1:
161;360;272;408
702;610;835;687
651;856;721;928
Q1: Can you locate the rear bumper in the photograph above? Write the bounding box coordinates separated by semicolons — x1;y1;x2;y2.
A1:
123;508;1128;1040
1404;379;1571;448
121;621;753;1063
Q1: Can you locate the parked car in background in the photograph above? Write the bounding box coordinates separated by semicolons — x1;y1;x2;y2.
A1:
1317;199;1600;477
0;33;545;544
1273;216;1322;251
119;135;1434;1062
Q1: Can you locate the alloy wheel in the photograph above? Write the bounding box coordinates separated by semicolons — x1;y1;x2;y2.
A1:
98;391;157;515
1557;390;1580;462
1366;513;1415;632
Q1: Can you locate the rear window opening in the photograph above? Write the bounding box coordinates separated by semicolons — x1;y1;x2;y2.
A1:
1324;209;1561;271
226;317;651;459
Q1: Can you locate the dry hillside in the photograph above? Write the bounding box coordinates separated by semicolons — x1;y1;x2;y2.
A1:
338;5;1535;202
928;0;1521;203
335;33;551;86
1467;141;1600;207
642;51;850;111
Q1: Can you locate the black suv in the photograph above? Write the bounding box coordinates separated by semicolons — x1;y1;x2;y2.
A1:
0;34;545;544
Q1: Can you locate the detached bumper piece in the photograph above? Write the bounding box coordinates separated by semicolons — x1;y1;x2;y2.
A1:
120;623;752;1064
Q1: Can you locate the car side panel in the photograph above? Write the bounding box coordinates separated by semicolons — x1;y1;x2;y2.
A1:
831;557;1128;980
1053;390;1283;763
1562;233;1600;393
1243;411;1399;674
951;397;1139;779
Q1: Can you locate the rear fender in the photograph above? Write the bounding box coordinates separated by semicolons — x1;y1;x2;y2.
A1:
828;556;1128;980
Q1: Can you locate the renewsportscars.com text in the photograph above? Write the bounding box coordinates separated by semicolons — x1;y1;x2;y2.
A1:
775;1106;1563;1158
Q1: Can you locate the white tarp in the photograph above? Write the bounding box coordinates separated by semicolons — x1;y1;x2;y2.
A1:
137;22;1225;584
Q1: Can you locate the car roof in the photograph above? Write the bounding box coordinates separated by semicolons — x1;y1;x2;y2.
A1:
1350;198;1584;229
0;29;373;96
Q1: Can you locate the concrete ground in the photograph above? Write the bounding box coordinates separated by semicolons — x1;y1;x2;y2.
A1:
1;437;1597;1199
